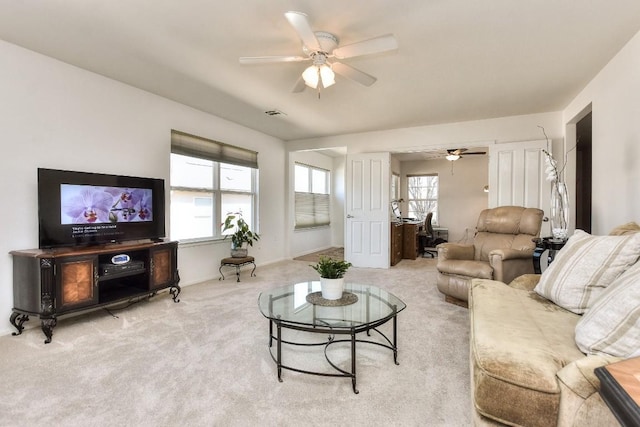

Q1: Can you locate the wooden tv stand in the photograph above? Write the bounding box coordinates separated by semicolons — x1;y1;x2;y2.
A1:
10;240;180;343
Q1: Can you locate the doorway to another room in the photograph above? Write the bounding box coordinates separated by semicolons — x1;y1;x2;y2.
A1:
575;112;592;233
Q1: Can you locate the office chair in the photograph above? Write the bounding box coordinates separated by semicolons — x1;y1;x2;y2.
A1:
418;212;438;258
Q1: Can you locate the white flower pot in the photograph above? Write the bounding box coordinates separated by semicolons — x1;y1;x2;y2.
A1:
231;248;248;258
320;277;344;300
230;242;248;258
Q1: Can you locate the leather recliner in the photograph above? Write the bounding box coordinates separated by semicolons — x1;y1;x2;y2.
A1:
436;206;543;305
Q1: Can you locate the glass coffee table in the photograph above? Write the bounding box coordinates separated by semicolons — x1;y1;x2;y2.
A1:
258;281;406;394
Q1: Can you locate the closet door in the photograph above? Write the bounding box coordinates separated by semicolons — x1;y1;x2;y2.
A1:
488;139;550;235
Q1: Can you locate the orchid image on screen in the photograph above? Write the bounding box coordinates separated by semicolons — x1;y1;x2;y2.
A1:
61;184;153;224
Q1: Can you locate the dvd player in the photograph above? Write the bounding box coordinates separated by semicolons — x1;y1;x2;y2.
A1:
99;261;145;277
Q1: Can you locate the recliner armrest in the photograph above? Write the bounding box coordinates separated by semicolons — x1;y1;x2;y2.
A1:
489;248;534;261
437;243;474;261
489;249;536;283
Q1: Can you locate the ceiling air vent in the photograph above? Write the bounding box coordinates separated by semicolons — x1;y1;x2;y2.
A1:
265;109;286;116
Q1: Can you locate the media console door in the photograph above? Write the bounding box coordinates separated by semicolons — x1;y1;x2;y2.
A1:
10;240;180;344
57;255;99;311
150;246;177;290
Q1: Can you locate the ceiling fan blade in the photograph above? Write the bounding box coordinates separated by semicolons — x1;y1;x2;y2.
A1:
239;55;308;65
333;34;398;59
291;76;306;93
462;151;487;155
448;148;467;156
332;62;377;86
285;11;321;52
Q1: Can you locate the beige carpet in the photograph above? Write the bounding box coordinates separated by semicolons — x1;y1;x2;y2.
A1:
293;247;344;262
0;257;470;426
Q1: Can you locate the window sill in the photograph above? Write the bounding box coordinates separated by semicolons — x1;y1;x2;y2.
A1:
294;225;331;232
173;236;229;248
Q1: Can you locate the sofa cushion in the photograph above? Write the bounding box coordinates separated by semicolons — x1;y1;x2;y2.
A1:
470;279;584;427
533;230;640;314
574;260;640;358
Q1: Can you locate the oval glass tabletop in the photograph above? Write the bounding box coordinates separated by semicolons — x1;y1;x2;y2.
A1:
258;281;406;330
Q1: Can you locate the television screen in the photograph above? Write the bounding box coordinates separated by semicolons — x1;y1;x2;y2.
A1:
38;168;166;248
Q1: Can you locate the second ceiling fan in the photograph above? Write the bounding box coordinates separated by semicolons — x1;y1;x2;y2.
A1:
445;148;487;161
239;11;398;93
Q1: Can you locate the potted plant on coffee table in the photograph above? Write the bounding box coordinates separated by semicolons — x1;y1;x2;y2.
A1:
222;212;260;257
310;256;352;300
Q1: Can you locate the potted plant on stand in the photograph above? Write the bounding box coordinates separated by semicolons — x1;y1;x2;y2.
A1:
222;212;260;258
310;256;352;300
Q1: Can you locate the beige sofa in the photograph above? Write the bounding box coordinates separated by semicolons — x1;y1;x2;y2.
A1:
469;223;640;426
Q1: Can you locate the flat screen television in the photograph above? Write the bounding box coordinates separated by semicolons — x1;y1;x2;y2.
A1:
38;168;166;249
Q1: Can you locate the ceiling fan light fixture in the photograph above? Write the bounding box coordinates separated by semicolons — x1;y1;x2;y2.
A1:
302;63;335;89
319;64;335;88
302;65;320;88
446;154;460;161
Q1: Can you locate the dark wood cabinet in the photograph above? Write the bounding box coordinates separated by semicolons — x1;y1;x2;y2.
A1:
390;222;403;266
149;245;177;290
57;255;99;311
10;240;180;343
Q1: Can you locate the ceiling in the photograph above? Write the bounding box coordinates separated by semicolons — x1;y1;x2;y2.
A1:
1;1;640;142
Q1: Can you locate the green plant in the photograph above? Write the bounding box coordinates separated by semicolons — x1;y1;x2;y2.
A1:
310;256;352;279
222;213;260;248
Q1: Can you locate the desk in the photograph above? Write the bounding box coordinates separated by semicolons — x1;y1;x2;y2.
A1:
402;221;422;259
595;357;640;427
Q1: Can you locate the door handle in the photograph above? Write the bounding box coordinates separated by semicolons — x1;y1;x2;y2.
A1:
346;214;354;218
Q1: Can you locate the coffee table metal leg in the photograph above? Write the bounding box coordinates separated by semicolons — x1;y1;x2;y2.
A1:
276;319;283;382
393;307;399;365
351;330;359;394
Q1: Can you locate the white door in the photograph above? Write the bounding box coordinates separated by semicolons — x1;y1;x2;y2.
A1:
488;139;551;234
345;153;390;268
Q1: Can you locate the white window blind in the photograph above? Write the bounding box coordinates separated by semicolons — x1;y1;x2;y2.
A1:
294;163;330;229
295;192;330;228
171;129;258;168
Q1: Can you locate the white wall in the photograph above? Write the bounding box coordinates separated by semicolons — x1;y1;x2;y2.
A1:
563;29;640;233
0;40;286;336
331;156;346;247
401;156;488;243
286;112;563;154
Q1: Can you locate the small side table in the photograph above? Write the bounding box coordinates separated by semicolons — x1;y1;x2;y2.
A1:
595;357;640;427
532;237;568;274
219;256;256;282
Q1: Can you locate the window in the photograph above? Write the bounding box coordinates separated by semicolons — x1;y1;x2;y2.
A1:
295;163;330;229
407;174;439;224
170;130;258;241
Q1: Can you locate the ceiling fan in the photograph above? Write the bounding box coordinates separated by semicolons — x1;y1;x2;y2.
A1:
445;148;487;161
239;11;398;93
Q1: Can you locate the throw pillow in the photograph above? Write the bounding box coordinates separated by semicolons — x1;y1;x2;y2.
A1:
574;260;640;358
609;221;640;236
533;230;640;314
